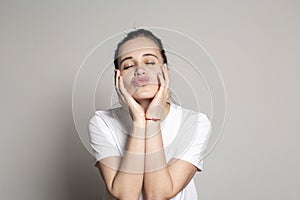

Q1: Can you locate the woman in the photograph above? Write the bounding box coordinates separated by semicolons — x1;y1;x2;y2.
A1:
89;29;211;200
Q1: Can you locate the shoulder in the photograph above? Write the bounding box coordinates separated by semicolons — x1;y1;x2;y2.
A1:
89;107;124;124
89;107;128;131
89;106;132;136
175;104;211;125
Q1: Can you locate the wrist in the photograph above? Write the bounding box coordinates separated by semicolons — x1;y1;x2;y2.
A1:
145;117;160;122
145;120;161;138
133;119;146;127
146;105;164;119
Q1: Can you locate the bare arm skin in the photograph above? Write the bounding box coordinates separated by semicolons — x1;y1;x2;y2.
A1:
97;122;145;200
143;120;197;200
143;64;198;199
96;70;146;200
97;66;199;199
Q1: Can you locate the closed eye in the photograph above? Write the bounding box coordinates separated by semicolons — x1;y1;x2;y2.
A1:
123;64;134;70
145;61;156;65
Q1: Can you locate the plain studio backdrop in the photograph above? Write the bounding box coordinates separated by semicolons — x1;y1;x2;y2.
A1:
0;0;299;200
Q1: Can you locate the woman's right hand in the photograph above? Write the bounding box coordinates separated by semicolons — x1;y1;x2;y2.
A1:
115;69;145;123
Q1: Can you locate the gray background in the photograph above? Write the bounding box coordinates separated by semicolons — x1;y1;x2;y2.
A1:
1;0;299;200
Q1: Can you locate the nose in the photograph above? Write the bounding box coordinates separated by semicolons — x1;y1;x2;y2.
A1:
134;65;146;76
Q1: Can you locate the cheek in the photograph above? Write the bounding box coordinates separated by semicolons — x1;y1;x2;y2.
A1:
149;68;161;82
122;72;135;93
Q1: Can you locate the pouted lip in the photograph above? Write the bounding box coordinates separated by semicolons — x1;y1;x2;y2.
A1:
133;76;150;87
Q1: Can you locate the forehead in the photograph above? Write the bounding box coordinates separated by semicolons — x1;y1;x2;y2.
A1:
118;37;160;58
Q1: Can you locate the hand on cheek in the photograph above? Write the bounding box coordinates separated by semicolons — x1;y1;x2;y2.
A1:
146;64;170;119
115;69;145;122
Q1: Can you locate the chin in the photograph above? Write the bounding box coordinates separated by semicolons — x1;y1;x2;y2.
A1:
132;85;158;100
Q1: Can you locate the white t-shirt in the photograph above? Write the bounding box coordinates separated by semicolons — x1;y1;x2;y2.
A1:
88;103;212;200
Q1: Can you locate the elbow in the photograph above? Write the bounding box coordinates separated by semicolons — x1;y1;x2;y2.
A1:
107;188;141;200
144;193;162;200
145;194;169;200
144;183;175;200
144;190;174;200
106;188;119;199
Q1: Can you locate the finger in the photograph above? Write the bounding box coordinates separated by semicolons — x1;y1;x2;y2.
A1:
115;70;128;106
162;63;170;89
156;72;166;95
115;70;123;96
159;64;168;87
157;67;169;101
158;71;167;90
161;64;166;80
119;75;130;98
118;76;143;116
115;69;120;90
114;69;118;85
163;63;170;89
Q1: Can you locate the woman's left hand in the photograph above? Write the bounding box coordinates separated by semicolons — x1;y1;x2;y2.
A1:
146;63;170;119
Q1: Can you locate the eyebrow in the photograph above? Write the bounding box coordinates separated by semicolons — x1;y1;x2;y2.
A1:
142;53;158;59
120;56;132;66
119;53;159;66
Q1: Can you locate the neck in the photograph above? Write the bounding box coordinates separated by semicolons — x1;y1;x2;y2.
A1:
137;99;171;120
137;99;152;111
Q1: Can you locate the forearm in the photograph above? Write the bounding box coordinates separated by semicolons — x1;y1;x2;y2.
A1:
143;120;174;199
109;121;146;199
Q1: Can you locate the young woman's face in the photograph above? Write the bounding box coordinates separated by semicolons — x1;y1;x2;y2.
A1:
117;36;165;101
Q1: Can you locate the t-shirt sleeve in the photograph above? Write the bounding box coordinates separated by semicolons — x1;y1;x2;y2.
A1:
88;112;122;167
174;113;212;172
